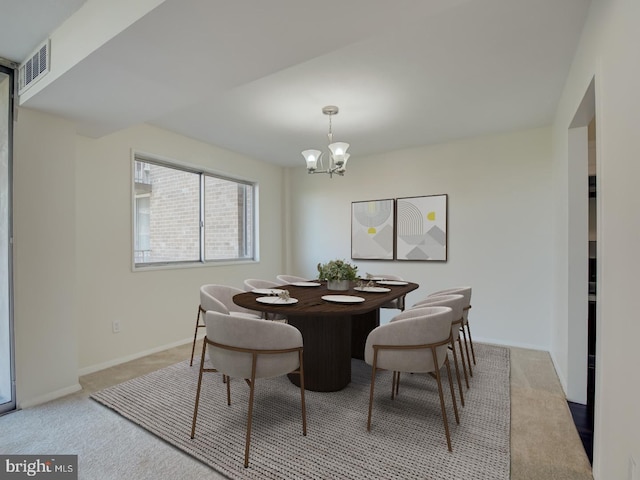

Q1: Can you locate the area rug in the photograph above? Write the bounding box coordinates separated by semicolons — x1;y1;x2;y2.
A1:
91;343;510;479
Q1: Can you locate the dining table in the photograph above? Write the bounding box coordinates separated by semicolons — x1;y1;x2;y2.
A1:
233;279;419;392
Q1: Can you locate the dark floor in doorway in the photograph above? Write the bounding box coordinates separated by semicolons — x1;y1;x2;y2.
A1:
568;401;593;464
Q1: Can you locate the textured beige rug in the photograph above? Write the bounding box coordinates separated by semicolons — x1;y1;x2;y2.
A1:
91;343;510;479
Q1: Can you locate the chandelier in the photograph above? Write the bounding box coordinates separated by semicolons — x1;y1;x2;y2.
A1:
302;105;350;178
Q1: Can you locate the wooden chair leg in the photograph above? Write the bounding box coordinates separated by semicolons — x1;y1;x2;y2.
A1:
190;340;208;438
431;348;452;452
450;339;465;407
367;351;379;431
298;350;307;436
457;337;470;389
190;306;203;367
391;371;401;399
461;326;473;377
466;323;477;365
391;371;396;399
444;357;460;424
243;354;258;468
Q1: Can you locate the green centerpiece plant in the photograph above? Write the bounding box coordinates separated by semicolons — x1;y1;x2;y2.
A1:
317;259;358;291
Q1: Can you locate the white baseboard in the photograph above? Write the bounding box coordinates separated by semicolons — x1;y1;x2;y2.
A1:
548;349;570;399
77;335;204;377
18;383;82;409
472;335;549;352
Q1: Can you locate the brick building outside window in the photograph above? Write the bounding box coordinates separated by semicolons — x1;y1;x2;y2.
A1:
133;156;255;267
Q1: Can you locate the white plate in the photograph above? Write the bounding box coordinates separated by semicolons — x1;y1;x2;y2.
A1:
290;281;321;287
363;277;385;281
376;280;409;286
321;295;366;304
256;296;298;305
251;288;285;295
354;286;392;293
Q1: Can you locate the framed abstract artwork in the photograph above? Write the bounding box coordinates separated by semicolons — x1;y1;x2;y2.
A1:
351;199;395;260
395;194;448;261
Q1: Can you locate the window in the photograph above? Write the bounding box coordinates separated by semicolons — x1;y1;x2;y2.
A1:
133;155;256;267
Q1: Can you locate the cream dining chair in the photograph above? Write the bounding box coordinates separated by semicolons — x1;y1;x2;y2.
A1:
190;311;307;468
276;274;308;284
364;305;459;451
410;294;467;405
189;284;262;367
243;278;287;321
367;274;406;311
244;278;284;290
428;287;475;376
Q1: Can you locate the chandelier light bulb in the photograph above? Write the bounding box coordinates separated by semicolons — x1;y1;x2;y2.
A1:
328;142;350;167
302;149;322;172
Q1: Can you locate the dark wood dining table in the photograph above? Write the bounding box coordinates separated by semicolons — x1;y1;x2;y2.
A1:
233;280;418;392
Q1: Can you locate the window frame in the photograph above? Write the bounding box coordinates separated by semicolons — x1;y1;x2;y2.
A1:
131;151;259;271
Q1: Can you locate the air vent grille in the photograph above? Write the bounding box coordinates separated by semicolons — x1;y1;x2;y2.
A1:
18;40;50;95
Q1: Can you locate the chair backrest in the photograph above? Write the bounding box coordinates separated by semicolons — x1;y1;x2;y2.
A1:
244;278;283;291
276;274;307;284
364;306;453;373
200;284;255;315
410;294;465;339
369;274;406;310
205;311;303;379
368;273;403;281
428;286;472;322
200;285;230;314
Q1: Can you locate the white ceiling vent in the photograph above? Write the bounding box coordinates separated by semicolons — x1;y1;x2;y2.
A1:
18;40;51;95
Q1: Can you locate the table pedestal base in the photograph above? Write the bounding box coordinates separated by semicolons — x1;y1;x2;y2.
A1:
287;309;379;392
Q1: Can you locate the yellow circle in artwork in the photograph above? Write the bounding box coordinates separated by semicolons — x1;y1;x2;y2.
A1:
368;227;377;234
427;211;436;221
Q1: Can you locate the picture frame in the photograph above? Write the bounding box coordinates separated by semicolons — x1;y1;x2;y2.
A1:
395;194;448;261
351;199;395;260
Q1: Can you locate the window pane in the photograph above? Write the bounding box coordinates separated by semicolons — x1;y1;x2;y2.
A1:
134;195;150;261
133;156;256;267
134;161;200;264
204;176;254;260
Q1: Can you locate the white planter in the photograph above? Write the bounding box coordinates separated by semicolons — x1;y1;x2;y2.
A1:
327;280;350;291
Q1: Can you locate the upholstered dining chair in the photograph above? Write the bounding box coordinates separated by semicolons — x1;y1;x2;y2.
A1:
189;284;262;367
190;311;307;468
243;278;284;290
410;294;467;405
243;279;288;322
364;306;459;451
276;274;307;284
368;274;406;311
428;287;475;376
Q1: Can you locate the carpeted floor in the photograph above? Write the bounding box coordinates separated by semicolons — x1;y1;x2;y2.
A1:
91;343;510;480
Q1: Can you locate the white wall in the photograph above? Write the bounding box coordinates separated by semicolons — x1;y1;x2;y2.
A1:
13;108;80;407
74;123;286;372
551;0;640;478
287;127;553;349
12;112;286;406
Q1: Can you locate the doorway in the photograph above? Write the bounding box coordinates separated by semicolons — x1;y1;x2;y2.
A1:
0;64;15;415
566;77;596;463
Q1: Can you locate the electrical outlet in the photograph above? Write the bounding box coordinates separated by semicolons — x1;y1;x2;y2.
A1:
112;320;121;334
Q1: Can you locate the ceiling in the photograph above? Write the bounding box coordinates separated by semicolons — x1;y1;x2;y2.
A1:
0;0;591;167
